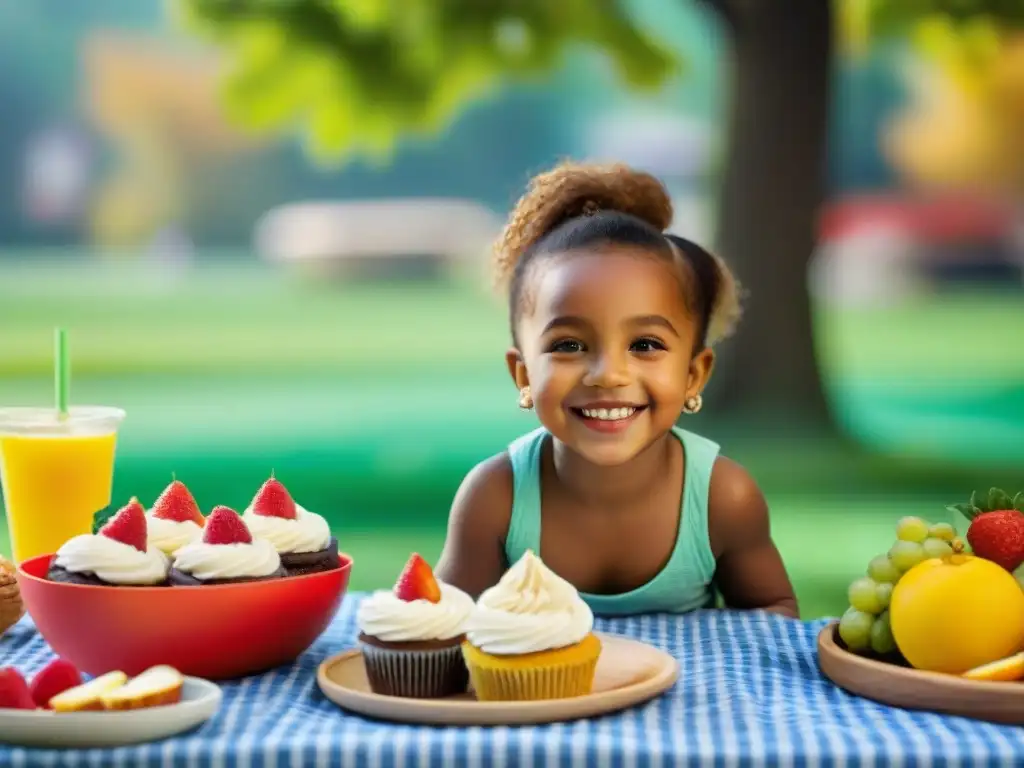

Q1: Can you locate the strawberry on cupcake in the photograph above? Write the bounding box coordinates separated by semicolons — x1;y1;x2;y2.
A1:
169;505;286;586
146;478;205;557
48;498;170;586
241;475;339;575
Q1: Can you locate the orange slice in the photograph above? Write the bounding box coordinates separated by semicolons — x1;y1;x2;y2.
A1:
962;651;1024;682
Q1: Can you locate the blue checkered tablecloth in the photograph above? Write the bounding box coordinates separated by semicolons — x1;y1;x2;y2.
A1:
2;592;1023;767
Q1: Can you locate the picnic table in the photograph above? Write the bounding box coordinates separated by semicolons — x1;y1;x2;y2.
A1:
2;593;1023;767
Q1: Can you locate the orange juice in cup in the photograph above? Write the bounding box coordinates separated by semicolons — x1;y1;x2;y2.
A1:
0;406;126;563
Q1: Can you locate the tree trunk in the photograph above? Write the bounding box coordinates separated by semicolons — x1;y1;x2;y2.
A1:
703;0;834;430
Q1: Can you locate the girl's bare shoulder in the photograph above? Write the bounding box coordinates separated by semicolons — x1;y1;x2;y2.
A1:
449;451;515;531
435;453;516;596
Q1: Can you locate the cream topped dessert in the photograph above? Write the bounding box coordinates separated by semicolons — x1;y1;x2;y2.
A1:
466;549;594;655
357;553;473;698
169;505;284;585
146;479;205;556
357;562;474;643
241;476;339;575
49;498;169;586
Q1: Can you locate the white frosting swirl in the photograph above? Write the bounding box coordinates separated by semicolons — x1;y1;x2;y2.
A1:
146;515;203;556
171;538;281;581
241;503;331;554
466;550;593;655
357;582;474;642
55;534;169;585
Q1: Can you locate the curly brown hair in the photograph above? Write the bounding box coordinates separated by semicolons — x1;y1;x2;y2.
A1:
494;160;743;347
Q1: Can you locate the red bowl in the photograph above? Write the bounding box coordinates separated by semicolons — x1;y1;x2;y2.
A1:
16;553;352;680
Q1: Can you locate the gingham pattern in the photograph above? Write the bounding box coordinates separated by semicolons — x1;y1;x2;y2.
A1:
2;593;1022;767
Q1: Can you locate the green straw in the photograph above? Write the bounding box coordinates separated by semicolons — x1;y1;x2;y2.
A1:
54;327;69;417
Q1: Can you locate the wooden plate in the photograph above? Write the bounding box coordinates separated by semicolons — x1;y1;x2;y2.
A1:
817;621;1024;725
317;632;678;725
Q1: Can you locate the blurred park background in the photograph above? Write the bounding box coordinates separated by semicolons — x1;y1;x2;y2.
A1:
2;1;1023;618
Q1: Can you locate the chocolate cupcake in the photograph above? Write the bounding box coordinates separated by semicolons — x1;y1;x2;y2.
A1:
169;506;286;586
166;569;286;586
356;553;473;698
242;476;339;576
46;566;111;587
48;498;169;587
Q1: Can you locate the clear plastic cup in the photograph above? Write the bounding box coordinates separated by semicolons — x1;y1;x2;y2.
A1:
0;406;126;563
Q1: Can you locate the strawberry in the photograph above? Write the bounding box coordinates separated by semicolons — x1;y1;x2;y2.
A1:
950;487;1024;572
393;553;441;603
203;506;253;545
29;658;82;709
99;497;148;552
0;667;35;710
151;480;205;527
968;510;1024;571
249;476;297;520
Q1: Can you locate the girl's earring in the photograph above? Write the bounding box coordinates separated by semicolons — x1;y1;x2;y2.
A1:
518;386;534;410
683;394;703;414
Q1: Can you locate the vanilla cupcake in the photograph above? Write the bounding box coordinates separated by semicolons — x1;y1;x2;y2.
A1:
48;498;169;586
169;506;285;585
462;549;601;701
242;476;339;575
146;479;205;557
356;553;474;698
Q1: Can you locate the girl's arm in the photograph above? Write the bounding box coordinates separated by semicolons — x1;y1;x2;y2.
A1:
434;454;514;599
708;457;800;618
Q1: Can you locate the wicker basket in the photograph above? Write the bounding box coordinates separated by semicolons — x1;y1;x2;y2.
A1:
0;556;25;637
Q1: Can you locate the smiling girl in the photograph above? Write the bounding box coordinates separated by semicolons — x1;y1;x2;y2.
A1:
435;161;798;618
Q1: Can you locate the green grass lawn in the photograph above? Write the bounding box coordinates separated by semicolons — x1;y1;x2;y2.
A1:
0;258;507;378
3;256;1023;384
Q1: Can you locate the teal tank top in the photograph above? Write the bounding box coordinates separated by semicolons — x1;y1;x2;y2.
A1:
504;425;720;616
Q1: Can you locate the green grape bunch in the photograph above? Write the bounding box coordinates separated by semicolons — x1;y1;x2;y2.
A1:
839;514;959;656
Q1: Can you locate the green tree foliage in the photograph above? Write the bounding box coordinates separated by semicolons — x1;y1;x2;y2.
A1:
176;0;1024;162
176;0;678;162
862;0;1024;33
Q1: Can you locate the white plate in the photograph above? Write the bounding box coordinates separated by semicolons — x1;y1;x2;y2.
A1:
0;676;222;749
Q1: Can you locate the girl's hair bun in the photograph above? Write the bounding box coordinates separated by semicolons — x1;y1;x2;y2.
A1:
495;161;674;284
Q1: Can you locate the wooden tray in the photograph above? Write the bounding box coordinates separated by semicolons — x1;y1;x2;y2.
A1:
317;632;678;725
817;620;1024;725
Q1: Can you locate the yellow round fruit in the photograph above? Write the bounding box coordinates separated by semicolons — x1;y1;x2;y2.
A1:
890;541;1024;674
